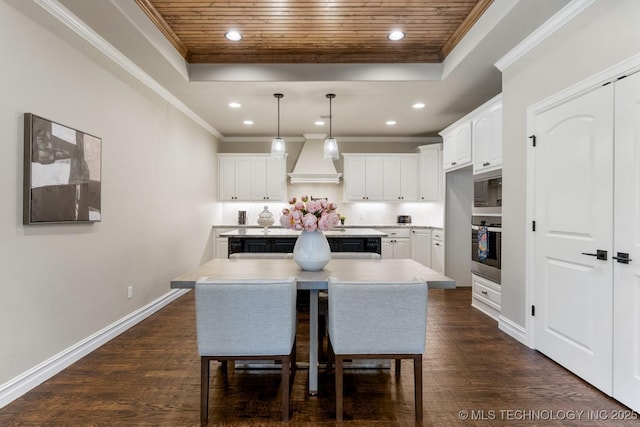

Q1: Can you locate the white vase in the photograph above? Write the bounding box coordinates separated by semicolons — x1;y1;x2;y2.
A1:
293;230;331;271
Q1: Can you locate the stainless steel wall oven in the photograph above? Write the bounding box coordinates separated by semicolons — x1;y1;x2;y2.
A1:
471;215;502;283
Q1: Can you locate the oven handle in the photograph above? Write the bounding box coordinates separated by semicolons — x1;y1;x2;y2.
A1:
471;225;502;232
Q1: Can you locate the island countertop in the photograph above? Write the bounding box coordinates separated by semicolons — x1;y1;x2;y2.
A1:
220;228;387;238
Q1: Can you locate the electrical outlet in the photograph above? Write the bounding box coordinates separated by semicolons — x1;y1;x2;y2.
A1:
127;286;133;299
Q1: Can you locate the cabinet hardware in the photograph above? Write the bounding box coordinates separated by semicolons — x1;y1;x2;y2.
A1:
451;161;457;166
581;249;608;260
482;162;490;167
481;290;488;296
612;252;633;264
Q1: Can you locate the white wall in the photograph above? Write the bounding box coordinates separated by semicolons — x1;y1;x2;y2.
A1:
501;0;640;328
0;0;218;390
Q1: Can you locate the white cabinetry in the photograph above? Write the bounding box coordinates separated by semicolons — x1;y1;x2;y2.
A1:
441;122;472;172
383;155;418;201
218;154;286;202
219;155;252;201
431;229;444;273
417;144;442;201
343;155;384;201
471;273;501;321
410;228;432;267
472;94;503;174
213;227;235;259
378;228;411;259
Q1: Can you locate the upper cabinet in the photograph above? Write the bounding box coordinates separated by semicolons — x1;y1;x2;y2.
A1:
218;154;286;202
472;94;503;174
383;155;418;201
440;93;503;175
441;121;472;172
343;155;384;201
417;144;442;201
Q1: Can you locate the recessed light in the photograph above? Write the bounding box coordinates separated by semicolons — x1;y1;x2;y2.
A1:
228;102;241;108
412;102;426;109
225;31;242;41
386;120;397;126
387;31;405;41
315;120;325;126
243;120;254;125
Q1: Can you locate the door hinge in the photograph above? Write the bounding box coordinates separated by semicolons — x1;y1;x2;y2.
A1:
531;305;535;316
532;221;536;232
529;134;536;147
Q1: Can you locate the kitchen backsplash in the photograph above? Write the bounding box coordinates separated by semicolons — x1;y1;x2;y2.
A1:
213;183;444;227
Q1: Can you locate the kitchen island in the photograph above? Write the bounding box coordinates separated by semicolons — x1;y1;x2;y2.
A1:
221;228;386;256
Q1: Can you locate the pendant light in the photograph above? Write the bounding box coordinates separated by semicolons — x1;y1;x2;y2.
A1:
324;93;339;160
271;93;285;157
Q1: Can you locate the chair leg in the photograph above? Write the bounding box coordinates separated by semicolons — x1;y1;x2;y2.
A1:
281;355;290;422
201;357;210;426
395;358;401;377
336;356;344;421
413;355;423;422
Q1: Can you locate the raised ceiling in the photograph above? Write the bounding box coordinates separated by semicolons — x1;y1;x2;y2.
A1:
135;0;493;64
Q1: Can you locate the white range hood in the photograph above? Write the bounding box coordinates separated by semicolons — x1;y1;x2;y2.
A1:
288;134;342;184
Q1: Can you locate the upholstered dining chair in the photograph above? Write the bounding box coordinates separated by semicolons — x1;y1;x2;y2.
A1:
327;277;428;422
195;276;297;424
318;252;381;360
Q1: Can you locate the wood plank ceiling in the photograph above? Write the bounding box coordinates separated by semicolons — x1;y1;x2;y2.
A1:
135;0;493;64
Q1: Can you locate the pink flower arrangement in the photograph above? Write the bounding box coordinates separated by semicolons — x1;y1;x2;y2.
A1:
280;196;341;232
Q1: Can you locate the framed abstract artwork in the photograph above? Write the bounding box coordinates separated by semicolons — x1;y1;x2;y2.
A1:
23;113;102;224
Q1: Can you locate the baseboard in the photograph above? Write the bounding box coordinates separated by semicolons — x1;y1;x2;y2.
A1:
0;288;190;409
498;315;527;345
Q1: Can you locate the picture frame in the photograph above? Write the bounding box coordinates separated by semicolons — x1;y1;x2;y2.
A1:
23;113;102;224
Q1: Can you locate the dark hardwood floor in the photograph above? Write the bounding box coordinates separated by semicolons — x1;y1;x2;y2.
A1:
0;288;637;426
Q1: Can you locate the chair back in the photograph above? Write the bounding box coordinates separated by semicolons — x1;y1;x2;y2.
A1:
330;252;381;259
195;277;297;356
229;252;292;259
328;278;427;355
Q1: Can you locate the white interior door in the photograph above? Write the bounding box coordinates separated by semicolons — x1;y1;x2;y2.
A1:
613;72;640;412
533;84;614;394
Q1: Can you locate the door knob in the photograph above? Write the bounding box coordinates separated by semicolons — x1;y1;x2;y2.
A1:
612;252;633;264
581;249;608;260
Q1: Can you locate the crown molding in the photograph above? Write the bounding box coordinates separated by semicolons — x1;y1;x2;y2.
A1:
32;0;222;139
494;0;596;72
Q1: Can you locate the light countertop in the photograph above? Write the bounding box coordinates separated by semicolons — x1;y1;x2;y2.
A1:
220;228;387;238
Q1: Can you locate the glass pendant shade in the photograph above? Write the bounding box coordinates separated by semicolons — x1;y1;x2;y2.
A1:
271;137;285;158
324;93;339;160
323;137;339;160
271;93;285;157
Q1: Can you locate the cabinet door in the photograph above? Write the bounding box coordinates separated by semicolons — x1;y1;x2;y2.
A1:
442;132;457;171
365;157;384;200
383;157;402;200
411;229;432;267
252;156;284;201
394;238;412;259
455;122;472;166
233;157;253;201
219;156;237;201
473;100;503;174
399;156;418;201
418;144;442;201
344;156;367;200
431;240;444;273
381;238;394;259
215;238;229;259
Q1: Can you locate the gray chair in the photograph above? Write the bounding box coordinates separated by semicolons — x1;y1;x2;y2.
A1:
228;252;293;259
318;252;381;359
195;277;297;424
327;277;428;422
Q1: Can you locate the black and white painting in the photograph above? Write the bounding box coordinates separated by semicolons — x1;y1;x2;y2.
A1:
23;114;102;224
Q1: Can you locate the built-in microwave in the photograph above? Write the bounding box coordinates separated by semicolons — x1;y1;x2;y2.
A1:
473;170;502;215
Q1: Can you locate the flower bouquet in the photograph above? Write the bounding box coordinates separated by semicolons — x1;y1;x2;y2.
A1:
280;196;341;232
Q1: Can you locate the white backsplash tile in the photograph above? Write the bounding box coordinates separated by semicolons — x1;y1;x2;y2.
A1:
215;183;444;227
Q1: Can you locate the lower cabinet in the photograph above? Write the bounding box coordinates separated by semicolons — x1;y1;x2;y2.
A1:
431;229;444;273
410;228;432;267
378;228;411;259
471;273;501;321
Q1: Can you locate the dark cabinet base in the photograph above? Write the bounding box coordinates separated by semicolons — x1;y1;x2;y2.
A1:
228;236;381;257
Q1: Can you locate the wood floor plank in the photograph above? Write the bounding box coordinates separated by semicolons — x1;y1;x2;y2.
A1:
0;288;637;426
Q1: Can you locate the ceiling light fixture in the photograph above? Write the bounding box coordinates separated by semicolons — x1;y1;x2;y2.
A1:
225;31;242;41
412;102;426;109
228;102;241;108
386;120;397;126
243;120;254;125
271;93;285;158
315;120;325;126
387;31;405;41
324;94;339;160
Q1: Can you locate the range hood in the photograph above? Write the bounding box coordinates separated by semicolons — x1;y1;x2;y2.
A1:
288;134;342;184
